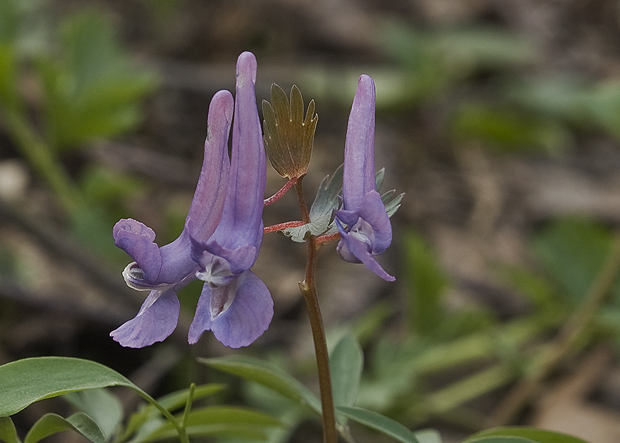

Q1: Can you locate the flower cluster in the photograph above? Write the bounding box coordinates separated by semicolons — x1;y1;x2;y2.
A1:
111;52;271;349
111;52;400;349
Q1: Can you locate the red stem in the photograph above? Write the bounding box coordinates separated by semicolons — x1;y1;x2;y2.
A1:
316;232;341;244
294;178;338;443
264;220;305;234
264;177;298;206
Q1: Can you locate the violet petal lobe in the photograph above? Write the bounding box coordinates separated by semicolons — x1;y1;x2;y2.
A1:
186;90;233;243
358;190;392;254
113;218;162;283
335;219;395;282
189;270;273;347
191;236;257;276
110;288;180;348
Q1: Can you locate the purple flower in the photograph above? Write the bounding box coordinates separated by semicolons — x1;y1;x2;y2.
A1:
110;90;233;348
335;75;395;282
187;52;273;348
110;52;272;348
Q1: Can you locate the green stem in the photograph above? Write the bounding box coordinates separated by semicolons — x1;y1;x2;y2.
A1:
295;179;338;443
3;109;84;216
134;388;190;443
180;383;196;431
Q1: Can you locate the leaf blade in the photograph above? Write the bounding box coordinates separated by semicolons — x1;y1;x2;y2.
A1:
24;413;105;443
330;335;363;409
336;406;420;443
0;357;144;416
199;355;322;415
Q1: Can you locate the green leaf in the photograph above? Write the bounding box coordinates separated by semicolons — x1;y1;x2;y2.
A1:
199;355;322;415
24;413;105;443
464;438;534;443
499;265;559;311
381;23;535;106
281;164;343;242
0;45;20;109
0;0;19;43
36;11;157;150
451;102;570;153
580;80;620;139
383;189;405;218
403;231;448;335
0;417;21;443
532;218;614;305
427;365;516;414
137;406;281;443
330;334;363;409
0;357;147;417
376;167;405;218
464;427;589;443
63;388;123;441
123;384;225;440
336;406;420;443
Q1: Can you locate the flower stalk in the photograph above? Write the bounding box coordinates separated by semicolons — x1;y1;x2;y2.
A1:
295;179;338;443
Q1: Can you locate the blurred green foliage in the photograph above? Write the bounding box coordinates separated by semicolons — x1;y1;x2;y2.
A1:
35;12;157;150
0;0;157;258
379;20;620;154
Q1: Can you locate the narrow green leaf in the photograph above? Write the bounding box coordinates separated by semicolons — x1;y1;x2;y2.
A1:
427;365;516;414
199;355;322;415
141;424;269;442
465;438;534;443
63;388;123;441
0;417;21;443
330;334;363;408
0;357;145;416
451;102;569;153
138;406;281;442
403;231;448;335
464;427;589;443
122;384;225;441
24;413;105;443
0;45;20;109
336;406;420;443
383;190;405;218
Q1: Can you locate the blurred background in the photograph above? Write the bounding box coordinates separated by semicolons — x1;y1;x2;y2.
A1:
2;0;620;442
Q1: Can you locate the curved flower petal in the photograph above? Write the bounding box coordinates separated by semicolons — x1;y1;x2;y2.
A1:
336;220;395;282
110;288;180;348
212;270;273;348
203;241;258;275
209;51;265;252
335;208;359;227
188;270;273;348
358;190;392;254
342;74;376;212
186;90;233;243
188;284;217;345
113;219;162;282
